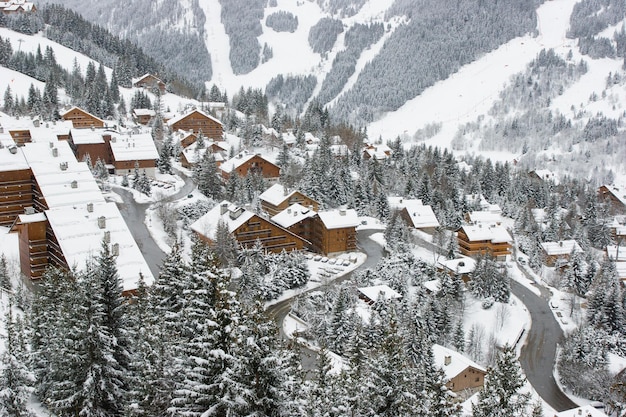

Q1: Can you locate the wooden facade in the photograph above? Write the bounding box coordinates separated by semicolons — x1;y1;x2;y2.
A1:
62;107;105;129
168;110;223;139
457;226;512;260
13;214;49;279
310;214;358;255
221;154;280;181
133;74;166;93
261;191;319;217
0;168;33;227
8;129;32;146
446;365;486;393
599;185;626;213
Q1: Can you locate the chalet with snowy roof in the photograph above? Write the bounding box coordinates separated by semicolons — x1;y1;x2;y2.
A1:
175;130;198;148
190;201;308;253
599;184;626;213
220;152;280;181
132;73;166;93
540;240;582;268
61;106;105;129
259;184;320;216
108;131;158;177
0;140;31;226
466;204;503;225
0;0;36;14
437;256;477;283
310;208;359;255
357;285;401;304
553;405;608;417
0;116;72;146
271;203;317;244
362;143;392;161
179;143;224;170
167;109;223;140
608;217;626;241
529;169;559;184
389;197;440;234
457;224;512;260
132;108;156;125
69;128;113;166
432;344;486;394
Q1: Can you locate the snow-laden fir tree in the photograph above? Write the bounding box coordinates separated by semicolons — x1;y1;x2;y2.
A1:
0;253;10;290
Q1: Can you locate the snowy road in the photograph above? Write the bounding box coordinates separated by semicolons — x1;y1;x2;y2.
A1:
510;279;578;411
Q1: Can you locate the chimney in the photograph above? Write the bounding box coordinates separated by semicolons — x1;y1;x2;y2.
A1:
103;230;110;243
24;207;35;215
98;216;106;229
9;145;17;154
87;203;94;212
559;241;563;247
112;243;119;256
60;162;68;170
49;141;54;148
339;208;346;216
444;355;451;366
33;119;39;127
52;147;58;157
71;180;78;189
220;202;229;215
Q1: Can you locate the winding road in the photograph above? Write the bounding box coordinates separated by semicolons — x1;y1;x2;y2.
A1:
511;279;578;411
116;180;575;411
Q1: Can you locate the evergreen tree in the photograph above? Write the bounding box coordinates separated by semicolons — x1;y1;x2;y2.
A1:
194;151;222;199
0;302;33;417
0;253;10;290
3;85;14;114
473;345;531;417
157;135;173;174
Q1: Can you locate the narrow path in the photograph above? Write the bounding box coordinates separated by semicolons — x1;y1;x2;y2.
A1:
510;279;578;411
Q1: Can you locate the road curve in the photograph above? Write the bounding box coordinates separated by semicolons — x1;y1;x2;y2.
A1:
510;279;578;411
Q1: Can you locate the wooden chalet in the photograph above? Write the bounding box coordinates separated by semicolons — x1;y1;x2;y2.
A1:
271;203;317;245
61;107;105;129
132;108;156;125
260;184;320;216
528;169;559;184
389;197;440;234
357;285;401;304
167;109;223;139
179;143;224;170
0;0;36;14
310;208;359;255
599;184;626;214
457;224;512;260
433;344;486;395
540;240;582;267
220;152;280;181
0;142;32;227
132;73;166;93
437;256;476;283
362;143;392;160
176;130;198;149
191;201;308;253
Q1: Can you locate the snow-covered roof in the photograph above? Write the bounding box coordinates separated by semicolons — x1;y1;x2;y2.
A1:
329;144;350;157
45;202;154;292
438;256;477;275
358;285;401;302
190;201;254;241
70;128;107;145
61;106;105;124
132;73;163;85
607;245;626;262
220;151;277;174
553;405;608;417
181;143;215;166
402;200;440;229
461;224;512;244
166;108;222;127
432;344;486;381
259;183;296;206
108;131;159;162
468;208;502;224
17;212;46;224
601;184;626;208
531;169;559;184
0;141;28;172
363;143;392;160
271;203;316;228
422;279;441;293
132;108;156;117
540;240;582;256
465;194;490;210
616;262;626;279
23;141;105;209
317;208;360;230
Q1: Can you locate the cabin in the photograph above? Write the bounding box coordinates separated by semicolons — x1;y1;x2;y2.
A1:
108;131;158;177
389;197;440;234
529;169;559;184
271;203;317;244
190;201;308;253
599;184;626;214
540;240;582;267
132;108;156;125
11;211;48;279
179;143;224;170
0;0;36;14
437;256;477;283
357;285;401;304
259;184;320;216
310;208;359;255
167;109;223;139
175;130;198;149
68;128;113;166
61;107;106;129
362;143;392;160
132;73;166;93
432;344;486;395
220;152;280;181
457;224;512;260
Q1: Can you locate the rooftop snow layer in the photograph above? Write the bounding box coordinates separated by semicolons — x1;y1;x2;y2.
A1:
317;208;360;230
271;203;316;228
432;344;486;381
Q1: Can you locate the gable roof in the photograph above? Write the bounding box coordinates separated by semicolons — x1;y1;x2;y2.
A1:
540;240;582;256
438;256;477;275
166;108;222;127
108;131;159;162
45;202;154;292
317;208;360;230
460;224;512;244
259;183;301;206
432;344;486;381
358;285;401;302
220;152;278;174
271;203;316;228
61;106;105;124
401;200;440;229
190;201;255;241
